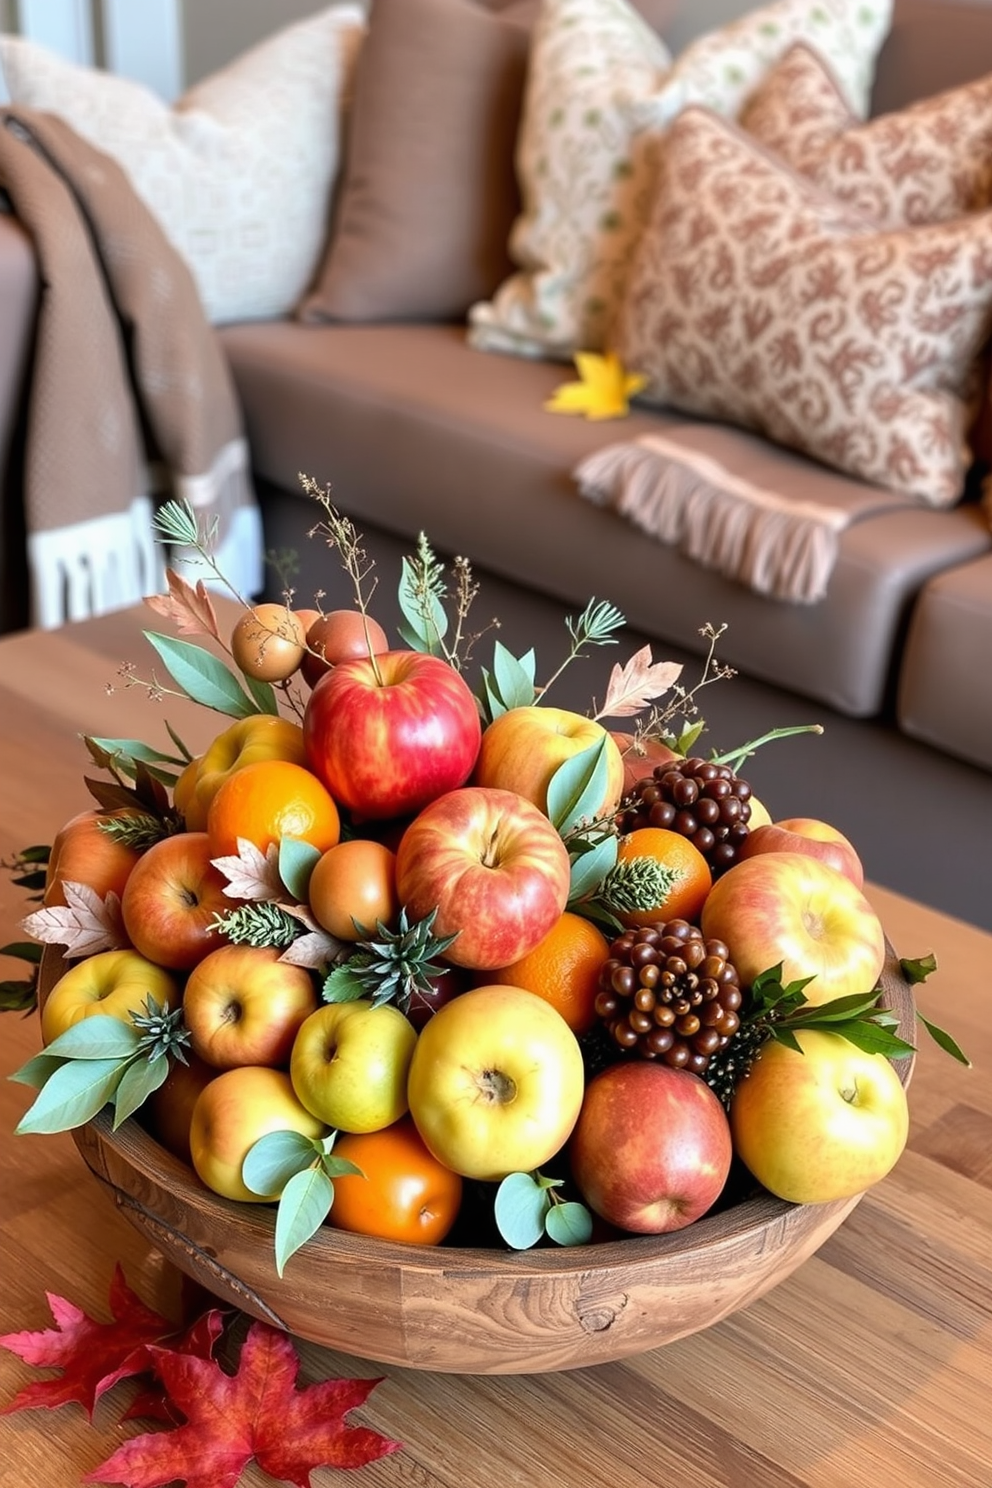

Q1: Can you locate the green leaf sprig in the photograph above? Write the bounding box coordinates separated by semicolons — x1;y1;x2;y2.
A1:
322;908;458;1011
1;845;50;1012
242;1129;363;1276
494;1171;593;1250
9;998;190;1134
746;965;917;1060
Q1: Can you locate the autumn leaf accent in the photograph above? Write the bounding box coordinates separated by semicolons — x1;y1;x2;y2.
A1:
121;1310;227;1426
595;645;683;719
544;352;648;421
144;567;222;642
211;839;284;901
0;1265;181;1419
85;1321;401;1488
21;880;127;955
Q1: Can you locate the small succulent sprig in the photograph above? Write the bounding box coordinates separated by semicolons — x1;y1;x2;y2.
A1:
9;996;191;1134
322;908;459;1012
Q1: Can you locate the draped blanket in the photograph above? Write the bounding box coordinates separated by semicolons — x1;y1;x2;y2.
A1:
0;107;263;629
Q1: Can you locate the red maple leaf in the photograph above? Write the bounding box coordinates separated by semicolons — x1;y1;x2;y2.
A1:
121;1309;228;1425
0;1265;177;1418
86;1321;402;1488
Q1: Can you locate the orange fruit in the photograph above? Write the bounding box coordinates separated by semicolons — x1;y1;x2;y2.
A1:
615;827;711;927
206;758;341;858
329;1117;463;1246
308;837;399;940
488;910;610;1034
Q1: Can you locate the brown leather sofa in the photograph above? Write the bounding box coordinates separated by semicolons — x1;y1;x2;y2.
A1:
2;0;992;773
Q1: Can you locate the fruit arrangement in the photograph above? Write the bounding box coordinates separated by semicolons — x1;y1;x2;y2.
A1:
10;486;954;1278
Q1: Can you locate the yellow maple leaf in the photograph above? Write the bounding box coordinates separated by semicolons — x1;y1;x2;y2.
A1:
544;352;648;421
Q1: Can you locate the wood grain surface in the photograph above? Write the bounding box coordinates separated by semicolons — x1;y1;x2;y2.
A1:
1;607;989;1487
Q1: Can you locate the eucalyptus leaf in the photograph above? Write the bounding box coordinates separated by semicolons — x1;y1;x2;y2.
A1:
279;837;322;902
918;1014;971;1067
15;1057;127;1134
492;644;537;712
567;834;618;904
321;1154;364;1180
86;737;189;769
142;631;261;718
41;1015;141;1062
478;669;507;723
8;1051;70;1088
113;1054;170;1127
398;555;447;652
243;1129;325;1197
494;1172;549;1251
547;737;610;836
274;1166;335;1277
240;674;280;716
545;1201;593;1247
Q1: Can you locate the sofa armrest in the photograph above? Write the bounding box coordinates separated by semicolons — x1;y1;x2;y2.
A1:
0;208;40;631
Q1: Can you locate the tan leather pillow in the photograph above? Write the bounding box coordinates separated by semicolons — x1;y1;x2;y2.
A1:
298;0;529;324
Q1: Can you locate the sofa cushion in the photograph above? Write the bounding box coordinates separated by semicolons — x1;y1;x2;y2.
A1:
741;43;992;225
468;0;893;362
615;106;992;506
0;6;365;326
300;0;529;325
219;319;991;717
898;551;992;770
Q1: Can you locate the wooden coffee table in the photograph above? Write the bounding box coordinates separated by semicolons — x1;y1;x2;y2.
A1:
1;608;989;1487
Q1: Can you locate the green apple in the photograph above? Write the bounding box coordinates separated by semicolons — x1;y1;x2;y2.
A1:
289;1000;418;1133
730;1029;910;1204
406;984;585;1181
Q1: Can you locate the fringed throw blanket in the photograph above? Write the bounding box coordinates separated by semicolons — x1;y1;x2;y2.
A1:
574;430;927;605
0;108;263;629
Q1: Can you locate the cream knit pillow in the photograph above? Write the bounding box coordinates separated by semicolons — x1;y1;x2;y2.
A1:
468;0;893;362
0;5;366;325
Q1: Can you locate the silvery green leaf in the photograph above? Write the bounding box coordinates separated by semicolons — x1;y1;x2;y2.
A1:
15;1057;127;1134
494;1171;549;1251
113;1054;169;1127
492;644;537;711
545;1201;593;1247
322;1154;364;1179
41;1015;141;1061
477;668;507;723
240;674;280;716
279;837;322;901
142;631;261;718
8;1051;70;1088
86;737;188;769
243;1129;323;1196
397;555;447;652
274;1166;335;1277
547;736;610;835
567;834;618;903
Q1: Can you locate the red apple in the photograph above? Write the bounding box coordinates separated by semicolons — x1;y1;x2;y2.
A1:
189;1066;327;1203
44;809;144;907
395;786;572;970
475;706;625;820
301;609;390;688
737;817;864;888
120;831;238;970
182;944;319;1069
701;852;885;1006
569;1062;733;1233
303;650;482;820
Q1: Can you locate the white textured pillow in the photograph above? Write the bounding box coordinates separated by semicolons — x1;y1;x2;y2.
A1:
0;6;366;325
468;0;893;361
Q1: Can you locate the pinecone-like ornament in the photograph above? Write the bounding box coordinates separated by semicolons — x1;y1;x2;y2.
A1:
617;756;754;875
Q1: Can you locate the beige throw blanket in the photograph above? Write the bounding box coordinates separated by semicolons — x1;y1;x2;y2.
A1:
0;108;262;629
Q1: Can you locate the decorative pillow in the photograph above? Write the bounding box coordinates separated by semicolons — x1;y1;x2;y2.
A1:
299;0;529;324
615;107;992;506
468;0;893;362
0;6;366;325
740;43;992;226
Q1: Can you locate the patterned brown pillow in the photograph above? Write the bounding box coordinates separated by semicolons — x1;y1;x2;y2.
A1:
740;42;992;226
615;107;992;505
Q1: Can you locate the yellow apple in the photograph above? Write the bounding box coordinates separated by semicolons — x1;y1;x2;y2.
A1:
41;949;180;1046
474;706;625;820
730;1030;910;1204
700;852;885;1006
189;1065;327;1202
289;1000;418;1133
406;984;585;1181
174;714;308;830
738;816;864;887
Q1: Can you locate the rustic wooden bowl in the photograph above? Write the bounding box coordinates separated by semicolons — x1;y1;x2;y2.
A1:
39;944;915;1375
